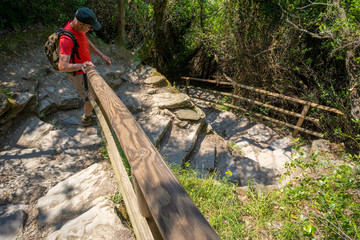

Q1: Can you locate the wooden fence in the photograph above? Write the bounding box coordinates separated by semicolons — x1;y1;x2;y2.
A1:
86;67;220;240
181;77;343;138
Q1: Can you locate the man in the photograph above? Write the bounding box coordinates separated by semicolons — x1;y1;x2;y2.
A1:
58;7;111;126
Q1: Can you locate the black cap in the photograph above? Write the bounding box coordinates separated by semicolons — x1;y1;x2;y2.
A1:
76;7;101;31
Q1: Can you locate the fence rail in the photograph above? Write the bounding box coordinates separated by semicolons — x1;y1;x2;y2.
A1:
86;68;220;240
181;77;343;138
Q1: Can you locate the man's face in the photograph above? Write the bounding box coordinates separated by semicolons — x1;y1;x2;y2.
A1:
79;22;93;33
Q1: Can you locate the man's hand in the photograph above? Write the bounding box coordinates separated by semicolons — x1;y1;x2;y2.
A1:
102;55;111;66
82;61;95;73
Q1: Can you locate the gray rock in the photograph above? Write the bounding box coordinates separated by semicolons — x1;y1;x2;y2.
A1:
104;68;126;80
37;163;120;236
16;118;53;148
65;127;101;147
121;71;140;84
160;120;204;166
138;114;172;146
174;109;201;121
153;93;191;109
0;92;36;124
58;95;81;110
146;88;157;94
47;199;135;240
311;139;331;153
0;93;10;117
62;116;81;125
128;61;141;73
0;204;27;240
190;135;216;172
38;98;56;114
17;118;79;151
46;87;54;93
144;75;166;86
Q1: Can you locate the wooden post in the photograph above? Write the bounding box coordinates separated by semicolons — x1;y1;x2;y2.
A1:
86;67;220;240
132;172;152;218
292;104;310;138
231;86;239;113
185;77;190;95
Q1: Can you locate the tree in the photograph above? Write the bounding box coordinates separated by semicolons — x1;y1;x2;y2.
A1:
117;0;126;47
279;0;360;119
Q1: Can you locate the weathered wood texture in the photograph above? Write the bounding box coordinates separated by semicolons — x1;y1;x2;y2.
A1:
92;101;154;240
87;68;220;240
182;77;343;115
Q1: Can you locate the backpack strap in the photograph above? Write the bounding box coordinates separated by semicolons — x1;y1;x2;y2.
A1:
59;29;81;64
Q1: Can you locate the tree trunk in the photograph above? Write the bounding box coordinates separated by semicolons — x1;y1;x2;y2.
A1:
117;0;126;47
335;0;360;119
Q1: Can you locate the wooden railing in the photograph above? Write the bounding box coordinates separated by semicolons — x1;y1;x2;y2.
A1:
86;68;220;240
182;77;343;138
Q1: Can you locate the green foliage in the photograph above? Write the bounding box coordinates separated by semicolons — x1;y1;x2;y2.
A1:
110;191;123;204
282;140;360;239
173;140;359;239
0;0;87;31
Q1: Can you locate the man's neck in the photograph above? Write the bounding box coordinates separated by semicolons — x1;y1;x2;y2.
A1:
69;20;81;32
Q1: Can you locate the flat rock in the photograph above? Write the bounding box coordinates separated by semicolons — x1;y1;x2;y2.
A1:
160;120;204;166
47;199;135;240
16;118;53;148
138;114;172;146
0;204;27;240
144;75;166;86
37;163;119;235
65;126;101;147
205;111;241;136
153;93;191;109
17;118;80;151
190;134;216;172
38;98;56;114
58;95;81;110
174;109;201;121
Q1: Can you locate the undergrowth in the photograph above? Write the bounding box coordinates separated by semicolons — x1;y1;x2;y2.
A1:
172;142;360;239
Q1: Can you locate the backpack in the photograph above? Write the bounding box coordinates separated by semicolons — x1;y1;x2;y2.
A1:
44;28;80;71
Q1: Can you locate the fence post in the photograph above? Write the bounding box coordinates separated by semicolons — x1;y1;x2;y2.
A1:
185;78;190;95
231;86;239;113
292;104;310;137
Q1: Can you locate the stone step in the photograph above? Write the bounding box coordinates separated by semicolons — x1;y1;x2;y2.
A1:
159;118;204;166
38;162;134;239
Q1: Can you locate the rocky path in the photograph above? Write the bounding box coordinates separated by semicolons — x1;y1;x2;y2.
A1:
0;44;305;239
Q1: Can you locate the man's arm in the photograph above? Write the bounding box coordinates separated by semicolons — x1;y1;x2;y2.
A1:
58;54;94;72
88;39;111;66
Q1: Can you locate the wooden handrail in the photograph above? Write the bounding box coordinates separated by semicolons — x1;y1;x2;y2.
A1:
182;77;343;115
92;100;154;240
87;68;220;240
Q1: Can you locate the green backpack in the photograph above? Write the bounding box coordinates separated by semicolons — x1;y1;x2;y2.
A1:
44;28;80;71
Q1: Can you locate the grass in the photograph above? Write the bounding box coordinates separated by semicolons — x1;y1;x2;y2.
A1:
172;143;360;240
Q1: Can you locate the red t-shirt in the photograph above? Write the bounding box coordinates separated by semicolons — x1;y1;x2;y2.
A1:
59;20;91;74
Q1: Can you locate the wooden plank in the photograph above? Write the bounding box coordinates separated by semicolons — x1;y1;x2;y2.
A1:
92;101;154;240
191;96;324;138
182;77;343;115
87;68;220;240
292;104;310;137
190;86;320;124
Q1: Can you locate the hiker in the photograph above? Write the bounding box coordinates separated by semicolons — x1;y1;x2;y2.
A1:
58;7;111;126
